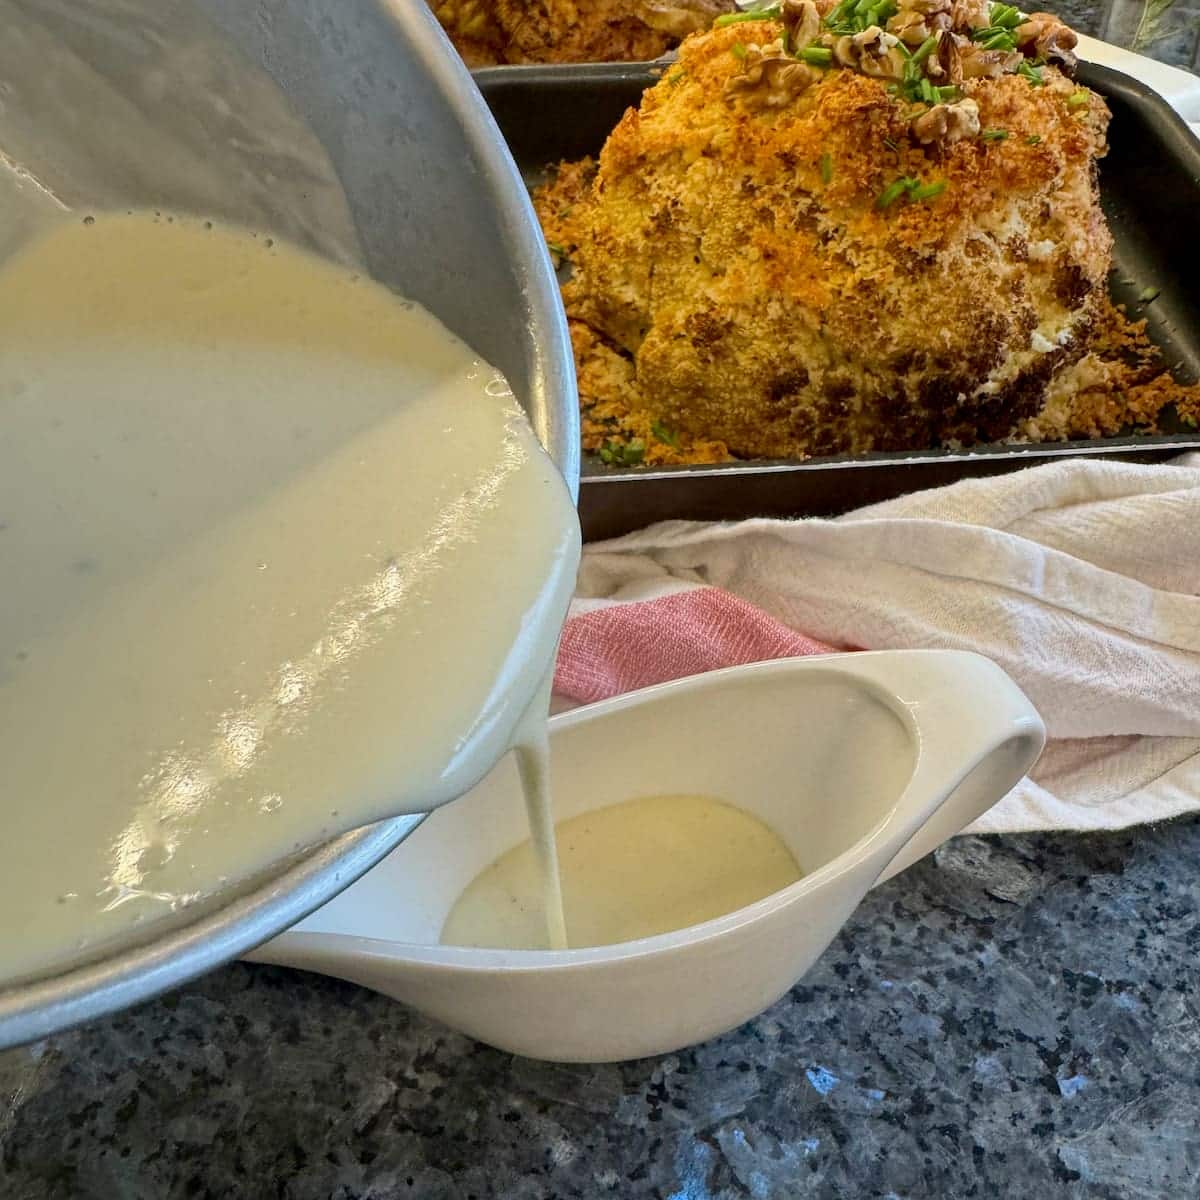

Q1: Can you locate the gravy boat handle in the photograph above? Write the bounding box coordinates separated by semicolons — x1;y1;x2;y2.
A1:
842;651;1046;885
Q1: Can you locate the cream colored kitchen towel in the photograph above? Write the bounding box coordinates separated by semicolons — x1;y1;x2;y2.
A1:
567;455;1200;834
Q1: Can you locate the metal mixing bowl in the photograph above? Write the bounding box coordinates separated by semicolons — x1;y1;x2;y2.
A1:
0;0;578;1049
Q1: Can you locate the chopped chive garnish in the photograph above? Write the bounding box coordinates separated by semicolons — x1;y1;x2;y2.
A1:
934;85;961;102
910;35;939;67
1067;90;1089;107
731;41;748;60
667;69;686;86
598;438;645;466
1139;286;1161;303
875;176;944;208
546;241;567;256
1018;59;1045;86
820;152;834;184
972;26;1015;48
714;7;780;27
883;137;900;153
911;180;946;201
981;128;1009;140
972;7;1023;48
876;176;918;208
893;35;949;103
825;0;856;26
801;45;833;65
826;0;900;35
989;2;1025;28
651;420;681;449
827;0;915;38
866;0;898;26
1025;133;1042;144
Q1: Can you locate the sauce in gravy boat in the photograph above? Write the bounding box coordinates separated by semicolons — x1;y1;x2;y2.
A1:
251;650;1044;1062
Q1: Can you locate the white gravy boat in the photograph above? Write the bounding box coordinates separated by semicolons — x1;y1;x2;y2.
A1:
249;651;1044;1062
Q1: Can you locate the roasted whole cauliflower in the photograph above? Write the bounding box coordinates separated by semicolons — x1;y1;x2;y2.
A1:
537;3;1140;460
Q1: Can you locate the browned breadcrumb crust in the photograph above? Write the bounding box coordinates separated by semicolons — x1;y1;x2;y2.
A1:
429;0;736;67
572;319;736;462
533;17;1197;465
564;295;1198;466
1021;302;1200;441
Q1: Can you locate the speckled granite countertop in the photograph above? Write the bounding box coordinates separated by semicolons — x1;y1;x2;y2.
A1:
3;9;1200;1200
4;818;1200;1198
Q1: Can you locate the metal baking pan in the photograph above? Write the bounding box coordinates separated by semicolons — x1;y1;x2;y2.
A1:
476;61;1200;541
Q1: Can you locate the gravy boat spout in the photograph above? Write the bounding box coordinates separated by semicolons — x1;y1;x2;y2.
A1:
249;651;1045;1062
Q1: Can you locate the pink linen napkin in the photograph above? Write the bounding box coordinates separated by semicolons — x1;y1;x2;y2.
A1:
553;586;836;704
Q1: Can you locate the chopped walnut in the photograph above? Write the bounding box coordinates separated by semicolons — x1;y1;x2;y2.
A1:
902;0;953;16
831;26;907;80
637;0;735;38
938;30;963;79
951;0;991;29
962;44;1022;77
861;47;908;80
911;96;981;144
727;44;824;108
831;32;856;65
781;0;822;49
886;0;953;49
723;0;1080;124
888;8;952;48
1015;11;1079;74
940;32;1020;80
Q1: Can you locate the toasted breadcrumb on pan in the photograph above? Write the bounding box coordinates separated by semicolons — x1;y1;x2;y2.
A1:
430;0;737;67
